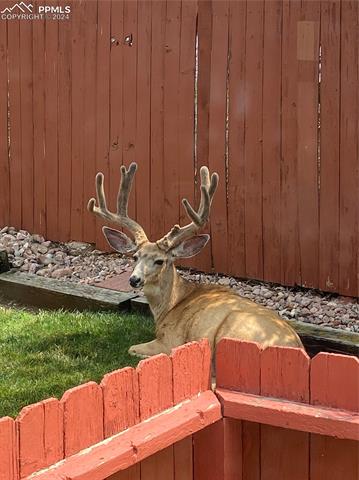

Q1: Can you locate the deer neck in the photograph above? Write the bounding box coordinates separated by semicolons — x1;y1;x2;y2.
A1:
143;264;192;323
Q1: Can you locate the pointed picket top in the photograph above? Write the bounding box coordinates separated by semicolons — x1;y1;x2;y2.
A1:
16;397;63;477
101;366;139;438
171;339;211;404
137;353;173;421
216;338;262;393
261;345;310;402
61;381;104;457
311;352;359;411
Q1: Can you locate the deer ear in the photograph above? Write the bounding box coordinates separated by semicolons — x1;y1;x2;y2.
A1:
102;227;137;254
170;234;209;259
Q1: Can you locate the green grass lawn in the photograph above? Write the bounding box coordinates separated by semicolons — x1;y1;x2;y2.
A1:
0;306;154;418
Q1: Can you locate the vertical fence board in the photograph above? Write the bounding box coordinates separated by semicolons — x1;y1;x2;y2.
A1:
310;353;359;480
223;418;242;480
137;353;173;479
122;0;138;221
173;436;193;480
194;418;242;480
0;417;18;480
216;339;261;480
82;0;98;243
57;0;72;243
61;382;103;457
19;19;34;234
135;0;151;237
149;0;165;241
207;0;229;274
339;0;359;297
163;0;181;235
171;339;210;403
227;0;246;278
297;0;320;288
32;3;46;236
109;0;124;228
280;0;300;286
70;0;85;241
140;445;174;480
216;339;261;393
193;420;224;480
101;367;139;438
244;0;264;280
262;0;282;283
0;19;9;228
137;353;173;421
95;0;111;251
318;0;340;293
107;464;140;480
7;18;22;230
196;0;212;272
260;346;310;480
16;398;63;478
177;0;197;270
176;10;193;268
44;5;59;241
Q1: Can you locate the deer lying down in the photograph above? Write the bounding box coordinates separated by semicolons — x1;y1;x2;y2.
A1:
88;163;304;359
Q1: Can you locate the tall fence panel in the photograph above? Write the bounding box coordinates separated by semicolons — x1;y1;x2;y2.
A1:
0;0;358;296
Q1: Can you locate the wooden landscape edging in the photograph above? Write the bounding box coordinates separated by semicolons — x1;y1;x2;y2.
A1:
0;270;136;311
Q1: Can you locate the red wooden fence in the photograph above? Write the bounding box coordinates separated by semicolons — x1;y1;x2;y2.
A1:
0;0;358;297
0;339;358;480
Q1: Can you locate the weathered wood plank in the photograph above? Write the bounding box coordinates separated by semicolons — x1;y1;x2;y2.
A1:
217;389;359;441
0;271;136;311
0;417;18;480
101;367;139;438
310;351;359;479
61;382;103;457
137;354;173;421
260;346;310;479
16;398;63;477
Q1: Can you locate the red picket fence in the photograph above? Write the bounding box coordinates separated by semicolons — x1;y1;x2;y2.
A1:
0;0;358;297
0;339;358;480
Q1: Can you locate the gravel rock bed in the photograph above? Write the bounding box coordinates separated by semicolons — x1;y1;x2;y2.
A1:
1;226;358;333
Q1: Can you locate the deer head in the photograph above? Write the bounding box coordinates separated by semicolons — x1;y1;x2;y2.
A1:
88;163;218;289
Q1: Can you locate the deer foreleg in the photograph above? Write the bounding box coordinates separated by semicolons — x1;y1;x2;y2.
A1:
128;339;169;359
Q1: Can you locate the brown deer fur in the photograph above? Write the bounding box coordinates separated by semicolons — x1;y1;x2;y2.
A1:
88;163;304;359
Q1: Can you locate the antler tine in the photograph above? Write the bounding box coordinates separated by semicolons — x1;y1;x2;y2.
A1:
88;163;148;246
117;162;137;216
157;166;219;251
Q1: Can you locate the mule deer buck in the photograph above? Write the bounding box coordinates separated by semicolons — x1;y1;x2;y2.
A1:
88;163;303;359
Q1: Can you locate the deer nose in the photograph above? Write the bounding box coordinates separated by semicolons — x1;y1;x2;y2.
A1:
129;275;142;288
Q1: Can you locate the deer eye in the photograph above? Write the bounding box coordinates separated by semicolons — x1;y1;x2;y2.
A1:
133;254;139;261
154;259;164;266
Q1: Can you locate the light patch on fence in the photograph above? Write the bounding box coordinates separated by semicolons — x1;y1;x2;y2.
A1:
297;21;316;61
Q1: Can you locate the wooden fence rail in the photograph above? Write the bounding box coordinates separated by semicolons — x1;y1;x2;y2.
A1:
0;0;358;296
0;339;358;480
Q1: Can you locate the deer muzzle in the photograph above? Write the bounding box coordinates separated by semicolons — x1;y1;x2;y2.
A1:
129;275;143;289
